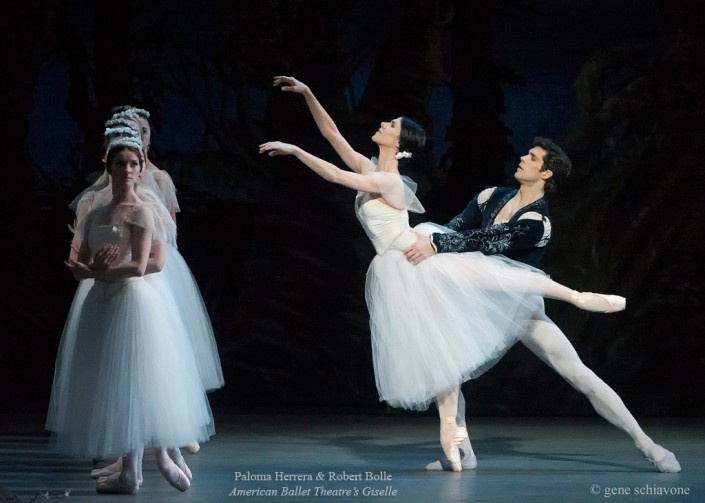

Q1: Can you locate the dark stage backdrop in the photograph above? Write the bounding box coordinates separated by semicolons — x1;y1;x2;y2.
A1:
5;0;705;418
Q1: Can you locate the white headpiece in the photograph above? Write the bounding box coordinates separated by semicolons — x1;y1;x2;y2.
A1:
395;151;412;160
103;126;139;139
104;117;136;129
106;135;144;155
111;105;151;119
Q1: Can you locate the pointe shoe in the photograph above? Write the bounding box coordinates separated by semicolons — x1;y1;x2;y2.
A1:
158;460;191;491
646;445;681;473
425;449;478;471
168;448;193;482
90;457;122;478
97;470;143;488
571;291;626;313
440;419;468;472
183;441;200;454
92;457;120;469
95;472;140;494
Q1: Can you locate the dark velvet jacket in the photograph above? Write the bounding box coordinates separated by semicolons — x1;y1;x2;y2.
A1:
430;187;551;269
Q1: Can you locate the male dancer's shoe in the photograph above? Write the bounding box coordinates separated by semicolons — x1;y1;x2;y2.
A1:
646;445;681;473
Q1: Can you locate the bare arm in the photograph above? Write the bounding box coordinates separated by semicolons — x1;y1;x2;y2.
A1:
259;141;380;194
273;76;370;173
66;217;158;281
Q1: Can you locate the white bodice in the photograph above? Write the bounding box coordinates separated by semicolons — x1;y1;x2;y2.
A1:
87;223;132;264
355;194;417;255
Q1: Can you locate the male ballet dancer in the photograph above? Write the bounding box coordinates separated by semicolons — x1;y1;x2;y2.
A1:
403;137;680;473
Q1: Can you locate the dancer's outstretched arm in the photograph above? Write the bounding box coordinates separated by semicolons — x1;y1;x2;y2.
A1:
273;76;370;173
259;141;380;194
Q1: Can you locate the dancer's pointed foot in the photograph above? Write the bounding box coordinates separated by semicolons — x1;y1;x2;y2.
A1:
97;470;143;488
95;472;139;494
90;457;122;479
440;419;468;472
158;459;191;491
183;441;200;454
425;448;477;471
646;445;681;473
168;448;193;482
571;291;626;313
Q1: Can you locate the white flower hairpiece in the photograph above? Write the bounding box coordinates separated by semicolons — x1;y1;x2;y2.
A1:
111;105;151;119
104;117;135;129
106;136;143;154
112;109;141;121
103;126;139;139
395;151;412;160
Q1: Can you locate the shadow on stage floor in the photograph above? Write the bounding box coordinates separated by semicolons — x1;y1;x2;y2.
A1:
1;410;703;502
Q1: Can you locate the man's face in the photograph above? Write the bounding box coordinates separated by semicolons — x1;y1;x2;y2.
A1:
515;146;550;184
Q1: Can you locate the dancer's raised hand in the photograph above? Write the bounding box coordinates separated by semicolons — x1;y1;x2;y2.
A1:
273;76;309;94
259;141;297;157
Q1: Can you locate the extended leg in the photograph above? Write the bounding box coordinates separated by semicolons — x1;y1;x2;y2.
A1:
521;315;680;472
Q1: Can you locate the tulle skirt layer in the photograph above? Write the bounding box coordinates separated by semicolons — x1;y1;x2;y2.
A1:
157;246;224;392
46;277;214;459
366;247;545;411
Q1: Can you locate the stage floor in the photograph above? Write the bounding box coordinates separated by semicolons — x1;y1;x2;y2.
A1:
1;412;703;502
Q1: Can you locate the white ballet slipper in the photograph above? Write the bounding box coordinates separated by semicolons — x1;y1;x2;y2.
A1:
646;445;681;473
571;291;626;313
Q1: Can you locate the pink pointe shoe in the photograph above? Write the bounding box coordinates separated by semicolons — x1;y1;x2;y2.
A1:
571;291;626;313
183;441;200;454
440;418;469;472
95;472;140;495
90;457;122;479
425;449;478;471
158;459;191;491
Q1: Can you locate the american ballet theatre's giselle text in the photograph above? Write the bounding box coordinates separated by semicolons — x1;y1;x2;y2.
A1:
229;471;397;497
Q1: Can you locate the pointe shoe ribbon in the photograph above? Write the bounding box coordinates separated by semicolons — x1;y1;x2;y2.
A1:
440;420;469;472
571;292;626;313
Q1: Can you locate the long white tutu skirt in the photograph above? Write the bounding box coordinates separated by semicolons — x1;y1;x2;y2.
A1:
47;277;214;459
155;246;224;392
366;249;545;411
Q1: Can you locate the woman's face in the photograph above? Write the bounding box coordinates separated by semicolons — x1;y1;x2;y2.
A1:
109;148;142;188
372;117;402;149
136;116;151;150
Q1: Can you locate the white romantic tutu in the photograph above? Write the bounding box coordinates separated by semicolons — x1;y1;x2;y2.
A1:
353;170;547;412
47;275;214;459
68;183;223;393
151;246;224;392
366;245;544;411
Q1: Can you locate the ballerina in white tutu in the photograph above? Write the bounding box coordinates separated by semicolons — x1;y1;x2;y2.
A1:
48;137;214;494
65;108;222;463
259;76;626;471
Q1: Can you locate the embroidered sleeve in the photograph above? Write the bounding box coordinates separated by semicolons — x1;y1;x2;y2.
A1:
443;187;495;232
433;215;550;255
